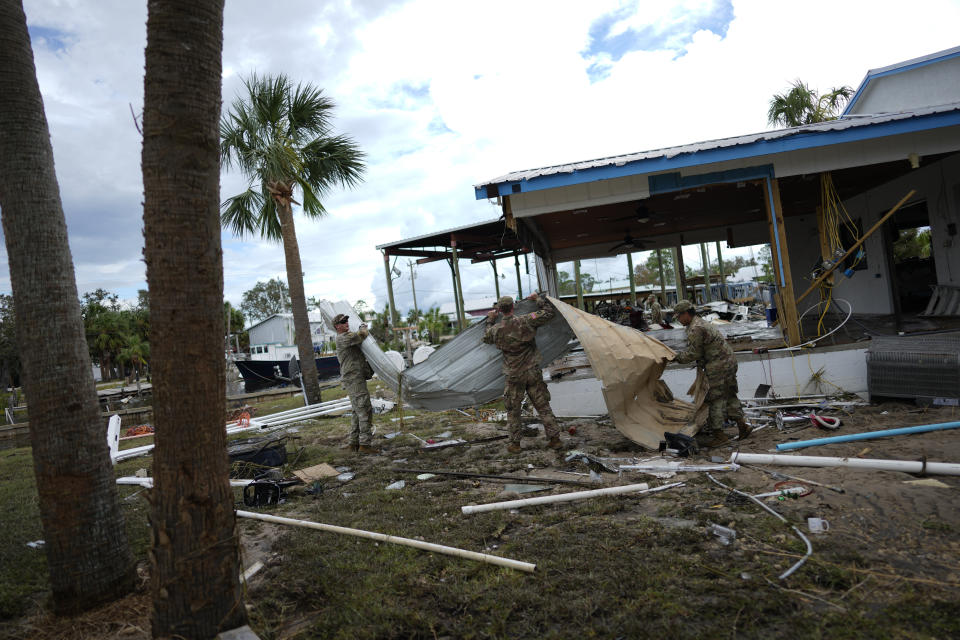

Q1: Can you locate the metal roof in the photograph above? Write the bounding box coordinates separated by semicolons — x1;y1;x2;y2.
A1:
375;217;503;251
475;102;960;197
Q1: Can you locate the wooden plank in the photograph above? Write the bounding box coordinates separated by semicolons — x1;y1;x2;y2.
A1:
762;177;801;345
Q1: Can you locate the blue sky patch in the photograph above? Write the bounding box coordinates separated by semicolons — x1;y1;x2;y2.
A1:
28;25;70;53
584;0;734;81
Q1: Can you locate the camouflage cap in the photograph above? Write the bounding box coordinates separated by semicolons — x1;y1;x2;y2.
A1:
333;313;350;325
673;300;695;315
496;295;514;310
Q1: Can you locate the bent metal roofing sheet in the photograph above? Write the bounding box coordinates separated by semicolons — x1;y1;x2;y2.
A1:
475;103;960;193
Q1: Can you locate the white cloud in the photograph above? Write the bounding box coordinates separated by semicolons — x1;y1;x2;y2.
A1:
7;0;960;321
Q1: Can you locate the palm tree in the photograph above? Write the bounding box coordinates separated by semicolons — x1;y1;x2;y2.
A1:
0;0;134;614
767;79;853;127
142;0;247;635
220;74;365;404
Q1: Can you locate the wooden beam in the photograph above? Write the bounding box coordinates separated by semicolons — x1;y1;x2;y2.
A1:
762;177;800;345
383;253;399;327
386;248;449;259
796;190;915;305
574;259;583;309
451;240;466;330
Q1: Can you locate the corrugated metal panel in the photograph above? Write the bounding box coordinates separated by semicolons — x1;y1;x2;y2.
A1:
476;103;960;188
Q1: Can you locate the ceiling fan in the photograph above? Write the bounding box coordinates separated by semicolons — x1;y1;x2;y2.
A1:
608;233;644;253
614;202;653;224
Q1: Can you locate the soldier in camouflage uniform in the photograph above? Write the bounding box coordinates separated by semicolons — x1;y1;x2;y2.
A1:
482;293;564;453
672;300;752;447
646;293;670;328
333;313;378;454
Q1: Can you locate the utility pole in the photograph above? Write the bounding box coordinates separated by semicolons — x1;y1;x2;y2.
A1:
574;259;584;309
656;249;667;301
700;243;712;303
407;259;419;322
673;247;686;302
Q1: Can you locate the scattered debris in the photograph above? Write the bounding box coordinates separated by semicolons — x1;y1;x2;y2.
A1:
807;517;830;534
389;467;593;487
709;523;737;545
502;484;551;494
903;478;951;488
236;509;536;573
742;463;845;493
25;540;44;549
619;460;740;474
706;473;812;580
293;463;340;483
416;473;436;481
336;472;355;483
385;480;406;490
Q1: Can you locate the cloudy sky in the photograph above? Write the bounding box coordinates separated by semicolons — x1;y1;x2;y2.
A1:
10;0;960;323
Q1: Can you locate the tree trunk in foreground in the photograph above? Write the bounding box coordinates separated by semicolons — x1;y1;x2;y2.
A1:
277;200;323;404
142;0;246;637
0;0;135;614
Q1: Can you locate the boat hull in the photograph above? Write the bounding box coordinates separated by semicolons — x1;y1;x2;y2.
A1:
234;357;340;393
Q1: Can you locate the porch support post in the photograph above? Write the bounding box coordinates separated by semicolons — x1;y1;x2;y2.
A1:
657;249;667;301
514;253;523;299
492;259;500;299
762;176;801;345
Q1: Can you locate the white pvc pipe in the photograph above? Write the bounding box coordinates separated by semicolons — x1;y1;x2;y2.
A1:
461;482;684;515
254;399;350;421
236;510;535;573
117;476;252;487
730;452;960;476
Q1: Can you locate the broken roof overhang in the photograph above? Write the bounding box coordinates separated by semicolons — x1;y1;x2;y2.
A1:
474;104;960;200
375;217;532;264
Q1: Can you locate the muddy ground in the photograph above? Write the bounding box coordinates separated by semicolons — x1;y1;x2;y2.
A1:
4;396;959;639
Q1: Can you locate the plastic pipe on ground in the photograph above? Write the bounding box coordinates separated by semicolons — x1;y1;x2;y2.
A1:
730;452;960;476
117;476;252;487
461;482;683;515
236;509;535;573
776;421;960;451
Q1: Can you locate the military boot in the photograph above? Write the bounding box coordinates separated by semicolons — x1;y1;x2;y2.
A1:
546;436;563;450
357;444;380;455
696;431;730;448
507;442;523;453
736;419;753;441
340;442;359;452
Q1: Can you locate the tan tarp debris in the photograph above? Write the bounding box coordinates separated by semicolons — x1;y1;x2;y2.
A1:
547;296;706;449
293;463;341;483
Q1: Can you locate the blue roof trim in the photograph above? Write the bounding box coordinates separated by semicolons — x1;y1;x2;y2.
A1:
475;109;960;199
844;48;960;115
648;165;773;194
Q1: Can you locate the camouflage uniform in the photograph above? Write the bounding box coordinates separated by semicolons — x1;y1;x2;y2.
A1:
674;314;744;433
336;325;373;446
482;296;561;446
649;297;665;326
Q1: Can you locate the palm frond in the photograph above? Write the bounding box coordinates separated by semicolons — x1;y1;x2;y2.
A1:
257;186;283;242
301;135;366;194
288;82;334;138
220;188;266;238
296;179;327;219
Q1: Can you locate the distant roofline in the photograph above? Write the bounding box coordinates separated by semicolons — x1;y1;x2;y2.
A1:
843;45;960;115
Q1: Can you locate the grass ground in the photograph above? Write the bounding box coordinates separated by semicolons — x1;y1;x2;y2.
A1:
2;386;959;639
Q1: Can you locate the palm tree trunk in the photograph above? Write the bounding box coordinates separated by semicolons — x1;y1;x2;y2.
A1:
142;0;246;637
277;198;323;404
0;0;135;614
